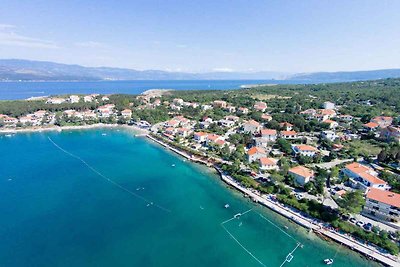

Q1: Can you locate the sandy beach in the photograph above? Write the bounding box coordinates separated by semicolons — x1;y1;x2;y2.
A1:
0;123;149;135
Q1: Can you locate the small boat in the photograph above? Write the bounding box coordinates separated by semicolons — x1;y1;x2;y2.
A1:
171;164;175;167
224;204;230;208
102;133;107;136
284;225;289;230
324;258;333;265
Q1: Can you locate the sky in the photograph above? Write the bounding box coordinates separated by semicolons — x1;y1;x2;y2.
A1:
0;0;400;73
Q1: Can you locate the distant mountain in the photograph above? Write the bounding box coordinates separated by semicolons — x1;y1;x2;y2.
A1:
291;69;400;82
0;59;286;81
1;59;400;82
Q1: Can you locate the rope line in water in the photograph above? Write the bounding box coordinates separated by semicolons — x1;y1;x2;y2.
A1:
279;242;301;267
47;137;171;213
258;213;299;243
221;208;266;267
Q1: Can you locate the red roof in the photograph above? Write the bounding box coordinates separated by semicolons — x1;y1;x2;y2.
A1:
259;157;277;166
295;144;317;151
281;130;297;136
345;162;387;185
289;166;314;178
367;188;400;208
363;122;379;129
247;147;266;155
261;129;277;135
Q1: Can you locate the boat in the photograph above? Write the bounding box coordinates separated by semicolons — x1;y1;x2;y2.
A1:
171;164;175;167
224;204;230;208
324;258;333;265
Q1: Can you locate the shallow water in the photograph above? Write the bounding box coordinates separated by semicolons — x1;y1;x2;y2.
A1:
0;129;378;266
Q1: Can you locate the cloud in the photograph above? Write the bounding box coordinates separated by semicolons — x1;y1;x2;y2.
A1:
74;41;108;49
0;24;59;49
212;67;234;72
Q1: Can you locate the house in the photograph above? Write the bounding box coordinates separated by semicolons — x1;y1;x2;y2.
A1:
201;104;213;111
173;98;184;105
380;126;400;143
174;116;191;126
261;129;277;142
206;134;224;146
69;95;80;103
253;137;269;149
97;104;115;118
321;130;338;141
177;127;191;138
84;95;94;102
323;101;335;110
101;96;110;101
213;100;227;108
289;166;314;186
194;132;208;143
253;101;267;112
121;109;132;118
164;127;177;136
280;130;298;139
371;116;393;128
315;109;336;122
259;157;279;171
323;119;338;129
1;115;18;124
364;188;400;223
218;119;235;128
33;110;47;118
261;114;272;121
363;122;379;132
292;144;318;157
342;162;390;191
46;97;65;104
279;122;293;131
300;109;317;119
243;120;261;134
237;107;249;114
247;147;267;162
225;115;239;122
338;114;354;122
19;116;34;124
225;105;236;113
165;119;180;128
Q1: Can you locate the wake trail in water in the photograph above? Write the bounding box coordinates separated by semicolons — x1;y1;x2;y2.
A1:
47;136;171;213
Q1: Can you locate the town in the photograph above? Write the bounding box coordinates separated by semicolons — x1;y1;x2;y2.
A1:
1;80;400;262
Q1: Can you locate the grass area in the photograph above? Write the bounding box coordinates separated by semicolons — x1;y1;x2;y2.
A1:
345;140;382;157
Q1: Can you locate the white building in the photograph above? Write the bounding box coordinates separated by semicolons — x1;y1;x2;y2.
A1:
243;120;261;134
292;144;318;157
323;101;335;110
261;129;277;142
69;95;80;103
289;166;314;186
259;157;279;171
364;188;400;223
321;130;338;141
342;162;390;191
247;147;267;162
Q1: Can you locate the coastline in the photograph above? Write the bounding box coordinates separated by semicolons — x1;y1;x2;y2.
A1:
0;123;149;135
145;134;399;267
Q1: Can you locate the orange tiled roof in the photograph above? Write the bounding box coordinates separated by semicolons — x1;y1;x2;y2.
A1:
281;130;297;136
247;146;266;155
367;188;400;208
261;129;277;135
363;122;379;128
295;144;317;151
289;166;314;178
259;157;277;166
345;162;387;185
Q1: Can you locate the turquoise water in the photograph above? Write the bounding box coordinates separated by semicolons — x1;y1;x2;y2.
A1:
0;129;378;267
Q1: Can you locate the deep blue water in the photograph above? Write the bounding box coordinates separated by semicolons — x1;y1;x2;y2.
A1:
0;80;311;100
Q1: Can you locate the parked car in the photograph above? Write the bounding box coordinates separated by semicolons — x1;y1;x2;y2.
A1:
349;217;357;224
363;223;372;231
356;221;364;227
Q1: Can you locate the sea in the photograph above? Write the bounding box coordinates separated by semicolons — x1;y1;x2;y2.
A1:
0;128;378;267
0;80;315;100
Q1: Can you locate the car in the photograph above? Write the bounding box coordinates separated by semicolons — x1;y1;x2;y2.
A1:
341;214;350;221
364;223;372;231
349;217;357;224
356;221;364;227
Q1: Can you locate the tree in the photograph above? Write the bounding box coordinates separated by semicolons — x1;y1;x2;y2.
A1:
338;190;365;214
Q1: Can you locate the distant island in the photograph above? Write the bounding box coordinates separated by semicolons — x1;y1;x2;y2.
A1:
2;59;400;82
